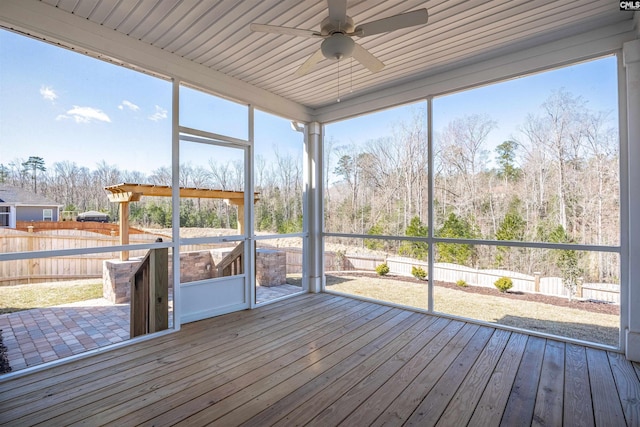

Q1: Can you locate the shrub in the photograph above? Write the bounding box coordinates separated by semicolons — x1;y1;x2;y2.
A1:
375;263;390;276
456;279;467;287
411;266;427;280
494;276;513;293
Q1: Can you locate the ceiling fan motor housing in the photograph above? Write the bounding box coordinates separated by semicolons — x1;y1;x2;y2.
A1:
320;16;355;35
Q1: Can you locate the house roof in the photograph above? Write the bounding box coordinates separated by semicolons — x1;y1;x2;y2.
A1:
0;184;62;206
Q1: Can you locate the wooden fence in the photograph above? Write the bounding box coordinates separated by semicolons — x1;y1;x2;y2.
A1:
0;229;621;303
322;252;619;304
15;220;147;236
0;228;160;285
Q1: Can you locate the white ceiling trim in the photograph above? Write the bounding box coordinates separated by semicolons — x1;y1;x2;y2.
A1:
0;0;314;123
315;21;636;123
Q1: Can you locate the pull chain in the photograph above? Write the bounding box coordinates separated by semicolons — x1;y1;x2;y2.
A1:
337;59;341;103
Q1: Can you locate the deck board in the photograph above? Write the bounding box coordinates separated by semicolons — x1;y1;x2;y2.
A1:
587;348;627;426
467;332;529;426
500;335;546;426
304;317;452;426
564;343;594;427
435;328;511;427
0;293;638;427
608;351;640;425
242;315;438;426
403;326;495;426
532;339;565;426
371;323;482;426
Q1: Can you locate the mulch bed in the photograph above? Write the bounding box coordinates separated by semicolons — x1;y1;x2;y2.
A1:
0;330;11;374
332;272;620;316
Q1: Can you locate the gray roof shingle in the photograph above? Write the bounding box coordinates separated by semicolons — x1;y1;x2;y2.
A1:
0;184;61;206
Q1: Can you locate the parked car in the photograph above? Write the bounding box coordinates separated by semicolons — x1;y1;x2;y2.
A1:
76;211;109;223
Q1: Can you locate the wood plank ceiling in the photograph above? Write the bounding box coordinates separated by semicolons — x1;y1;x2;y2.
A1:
38;0;630;110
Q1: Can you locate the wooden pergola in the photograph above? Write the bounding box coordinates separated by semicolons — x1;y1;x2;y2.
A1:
105;183;258;261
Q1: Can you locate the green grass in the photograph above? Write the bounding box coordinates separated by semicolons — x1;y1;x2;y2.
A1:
0;280;102;315
326;273;620;347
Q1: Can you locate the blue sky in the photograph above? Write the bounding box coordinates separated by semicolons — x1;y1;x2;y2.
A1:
0;27;618;178
0;29;172;173
0;29;303;176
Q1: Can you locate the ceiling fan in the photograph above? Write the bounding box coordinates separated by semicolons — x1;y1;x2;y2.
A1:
250;0;429;77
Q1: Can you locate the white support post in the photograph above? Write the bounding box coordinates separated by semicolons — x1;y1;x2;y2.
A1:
306;122;324;293
624;39;640;361
171;79;181;330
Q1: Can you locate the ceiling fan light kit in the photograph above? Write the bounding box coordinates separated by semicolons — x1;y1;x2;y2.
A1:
321;33;355;60
250;0;429;76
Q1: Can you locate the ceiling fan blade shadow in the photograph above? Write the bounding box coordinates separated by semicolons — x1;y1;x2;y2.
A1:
327;0;348;27
355;9;428;37
295;49;326;77
352;43;384;73
250;23;321;38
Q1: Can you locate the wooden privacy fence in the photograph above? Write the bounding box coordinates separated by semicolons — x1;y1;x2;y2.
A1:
0;228;160;285
0;227;620;303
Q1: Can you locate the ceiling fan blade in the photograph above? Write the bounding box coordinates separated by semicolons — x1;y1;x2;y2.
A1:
352;43;384;73
250;23;321;38
295;49;325;77
327;0;347;26
354;9;428;37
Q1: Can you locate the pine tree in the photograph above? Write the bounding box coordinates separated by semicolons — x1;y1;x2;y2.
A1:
398;216;429;260
436;212;477;266
21;156;46;193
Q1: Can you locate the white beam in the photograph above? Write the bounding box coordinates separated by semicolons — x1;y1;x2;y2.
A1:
314;21;637;123
624;39;640;362
0;0;313;123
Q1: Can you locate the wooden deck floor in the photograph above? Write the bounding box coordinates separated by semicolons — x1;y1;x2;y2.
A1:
1;293;639;426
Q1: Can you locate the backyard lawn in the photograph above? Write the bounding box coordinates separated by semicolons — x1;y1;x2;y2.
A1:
0;279;102;314
326;272;620;347
0;273;620;346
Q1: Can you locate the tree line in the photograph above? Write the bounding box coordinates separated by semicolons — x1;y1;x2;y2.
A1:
326;89;619;285
0;150;303;235
1;88;619;286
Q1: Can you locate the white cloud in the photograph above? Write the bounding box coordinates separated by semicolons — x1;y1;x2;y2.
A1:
40;85;58;102
118;100;140;111
148;105;168;122
56;106;111;124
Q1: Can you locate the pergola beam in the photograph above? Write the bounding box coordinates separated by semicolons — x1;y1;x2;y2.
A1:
104;183;259;260
107;192;142;203
104;183;253;200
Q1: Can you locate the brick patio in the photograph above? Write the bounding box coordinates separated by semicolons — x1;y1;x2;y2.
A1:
0;299;130;372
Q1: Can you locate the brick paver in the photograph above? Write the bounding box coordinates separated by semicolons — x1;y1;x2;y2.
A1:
0;299;129;372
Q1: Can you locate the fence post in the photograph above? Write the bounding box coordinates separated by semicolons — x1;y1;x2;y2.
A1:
576;277;584;298
130;257;148;338
534;272;541;293
149;248;169;332
27;226;35;283
131;248;169;338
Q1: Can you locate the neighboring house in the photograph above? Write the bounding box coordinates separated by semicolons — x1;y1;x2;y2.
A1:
0;184;62;228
